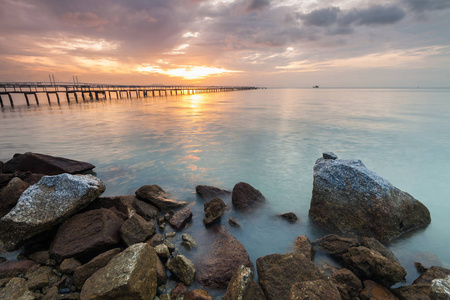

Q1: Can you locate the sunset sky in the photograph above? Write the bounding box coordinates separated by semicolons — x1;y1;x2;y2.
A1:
0;0;449;87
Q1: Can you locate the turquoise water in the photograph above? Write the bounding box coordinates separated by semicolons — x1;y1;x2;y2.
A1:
1;88;450;287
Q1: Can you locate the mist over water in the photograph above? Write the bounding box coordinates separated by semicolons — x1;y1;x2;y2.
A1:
1;88;450;288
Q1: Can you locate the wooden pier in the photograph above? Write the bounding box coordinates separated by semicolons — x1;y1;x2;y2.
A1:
0;82;260;108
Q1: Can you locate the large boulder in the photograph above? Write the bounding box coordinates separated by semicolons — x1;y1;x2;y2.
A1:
0;177;29;218
232;182;265;210
256;253;328;300
431;275;450;300
197;226;254;289
223;265;266;300
203;197;226;225
309;155;431;242
2;152;95;175
135;185;188;211
196;185;231;201
49;208;123;261
0;174;105;251
80;243;158;300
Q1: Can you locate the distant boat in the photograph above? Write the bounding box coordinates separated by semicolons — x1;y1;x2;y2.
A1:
313;85;319;88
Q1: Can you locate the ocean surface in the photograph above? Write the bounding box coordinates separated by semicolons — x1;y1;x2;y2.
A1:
1;88;450;291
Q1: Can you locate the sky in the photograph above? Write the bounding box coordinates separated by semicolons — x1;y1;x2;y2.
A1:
0;0;449;87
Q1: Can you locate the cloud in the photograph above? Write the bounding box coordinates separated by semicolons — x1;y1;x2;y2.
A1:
301;7;340;27
345;5;406;26
404;0;450;12
62;12;109;28
247;0;270;12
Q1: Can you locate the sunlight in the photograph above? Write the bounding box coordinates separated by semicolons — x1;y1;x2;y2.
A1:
136;65;238;80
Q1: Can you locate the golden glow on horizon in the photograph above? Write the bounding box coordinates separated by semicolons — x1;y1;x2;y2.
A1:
137;65;238;80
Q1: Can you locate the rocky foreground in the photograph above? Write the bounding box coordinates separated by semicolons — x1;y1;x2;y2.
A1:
0;152;449;300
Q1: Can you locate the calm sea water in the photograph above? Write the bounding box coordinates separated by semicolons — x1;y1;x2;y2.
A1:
1;88;450;289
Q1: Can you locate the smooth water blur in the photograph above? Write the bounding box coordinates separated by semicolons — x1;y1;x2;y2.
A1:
1;88;450;287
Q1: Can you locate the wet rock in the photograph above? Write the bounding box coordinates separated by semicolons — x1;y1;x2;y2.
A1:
155;244;171;261
167;255;196;286
0;174;105;251
330;268;363;300
196;185;231;201
146;233;164;247
294;235;315;260
182;233;197;248
93;195;136;218
72;248;121;289
231;182;266;210
342;246;406;287
360;280;399;300
80;243;157;300
164;239;176;252
197;226;253;289
0;277;34;300
392;283;431;299
156;256;167;285
223;265;266;300
278;212;298;223
413;266;450;285
135;185;188;211
0;177;29;218
59;258;81;274
0;260;37;279
120;214;156;246
289;279;341;300
312;234;359;258
323;152;338;160
133;198;160;221
359;237;400;264
3;152;95;175
309;157;431;242
171;282;188;299
25;266;59;291
203;197;226;225
229;217;240;227
431;275;450;300
165;231;176;238
168;207;193;230
256;253;327;300
50;208;123;261
185;289;213;300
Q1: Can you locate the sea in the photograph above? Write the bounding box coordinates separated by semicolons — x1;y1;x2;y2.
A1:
1;87;450;292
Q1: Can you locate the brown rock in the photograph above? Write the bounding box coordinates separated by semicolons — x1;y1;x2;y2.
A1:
231;182;265;210
342;246;406;287
289;279;341;300
0;260;36;279
145;233;164;247
0;177;29;218
359;237;400;263
92;195;136;218
25;266;59;291
413;266;450;284
59;258;81;274
167;255;196;286
223;264;266;300
72;248;121;289
3;152;95;175
197;226;254;289
28;250;55;266
185;289;213;300
133;198;160;220
312;234;359;258
392;283;431;300
169;207;193;230
0;174;13;186
196;185;231;200
50;208;123;261
360;280;399;300
294;235;315;260
278;212;298;223
0;277;34;300
256;253;328;300
331;268;363;300
156;255;167;285
22;173;45;185
203;197;226;225
135;185;188;210
171;282;188;298
120;214;156;246
80;243;157;300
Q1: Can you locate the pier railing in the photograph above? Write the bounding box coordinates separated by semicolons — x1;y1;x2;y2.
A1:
0;82;260;108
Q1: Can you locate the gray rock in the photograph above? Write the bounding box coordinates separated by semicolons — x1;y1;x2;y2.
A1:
196;185;231;201
135;185;188;211
309;157;431;242
431;275;450;300
167;255;196;286
0;174;105;251
323;152;338;160
120;214;156;246
80;243;157;300
232;182;265;210
203;197;226;225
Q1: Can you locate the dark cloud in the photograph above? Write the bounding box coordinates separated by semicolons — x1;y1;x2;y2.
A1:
404;0;450;12
349;5;406;25
247;0;270;12
301;7;340;27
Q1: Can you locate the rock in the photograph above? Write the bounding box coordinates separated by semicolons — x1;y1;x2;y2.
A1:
168;207;193;230
278;212;298;223
0;260;37;279
72;248;121;289
0;277;34;300
165;231;176;238
22;173;45;186
155;244;171;260
223;265;266;300
80;243;157;300
164;239;176;252
323;152;338;160
167;255;196;286
59;258;81;274
185;289;213;300
156;256;167;285
293;235;315;260
330;268;363;300
50;208;123;261
0;177;29;218
203;197;226;225
93;195;136;218
120;214;156;246
360;280;399;300
196;185;231;200
171;282;188;299
359;237;400;264
414;266;450;285
312;234;359;258
133;198;160;221
256;253;327;300
25;266;59;291
289;279;341;300
28;250;55;266
229;217;241;227
197;226;254;289
342;246;406;287
0;174;105;251
135;185;188;211
146;233;164;247
431;275;450;300
3;152;95;175
0;174;13;186
231;182;265;210
182;233;197;248
309;157;431;242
